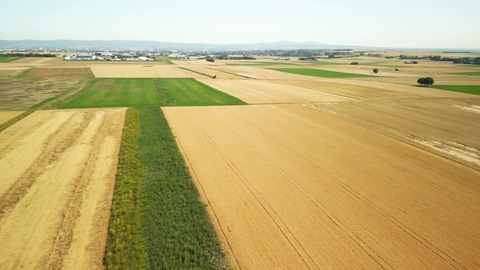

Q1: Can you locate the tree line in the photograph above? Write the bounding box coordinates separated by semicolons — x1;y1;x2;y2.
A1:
399;54;480;64
0;53;57;57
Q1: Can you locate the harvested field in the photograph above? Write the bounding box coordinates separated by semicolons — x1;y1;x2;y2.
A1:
0;111;24;125
215;65;304;79
163;104;480;269
306;96;480;170
178;66;243;79
198;78;355;104
90;64;198;78
0;68;23;77
18;67;94;78
0;108;126;270
0;77;86;110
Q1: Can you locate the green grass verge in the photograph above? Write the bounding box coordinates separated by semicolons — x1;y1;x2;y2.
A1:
430;85;480;95
105;108;149;269
60;78;246;108
270;68;373;78
0;56;23;63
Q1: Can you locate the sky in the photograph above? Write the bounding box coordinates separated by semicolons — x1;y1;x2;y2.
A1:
1;0;479;49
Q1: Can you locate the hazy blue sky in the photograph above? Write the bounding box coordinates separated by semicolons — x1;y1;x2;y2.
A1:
1;0;479;49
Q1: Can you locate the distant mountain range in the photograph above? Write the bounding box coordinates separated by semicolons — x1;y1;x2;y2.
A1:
0;39;477;52
0;39;387;51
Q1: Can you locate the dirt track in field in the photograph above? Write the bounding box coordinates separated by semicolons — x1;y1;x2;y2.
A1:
164;104;480;269
0;108;125;270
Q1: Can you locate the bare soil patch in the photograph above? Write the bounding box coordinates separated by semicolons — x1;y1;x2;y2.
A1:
164;104;480;269
0;108;126;270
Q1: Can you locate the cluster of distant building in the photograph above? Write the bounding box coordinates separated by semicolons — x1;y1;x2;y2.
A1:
64;52;154;61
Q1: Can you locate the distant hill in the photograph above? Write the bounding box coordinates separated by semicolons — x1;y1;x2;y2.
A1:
0;39;373;51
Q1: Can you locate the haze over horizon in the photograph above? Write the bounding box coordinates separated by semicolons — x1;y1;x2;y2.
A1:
1;0;479;50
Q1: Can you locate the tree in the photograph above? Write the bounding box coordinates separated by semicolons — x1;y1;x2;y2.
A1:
417;77;434;87
373;68;379;74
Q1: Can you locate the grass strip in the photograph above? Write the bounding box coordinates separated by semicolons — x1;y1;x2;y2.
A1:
430;85;480;95
104;108;150;269
138;107;229;269
270;68;373;78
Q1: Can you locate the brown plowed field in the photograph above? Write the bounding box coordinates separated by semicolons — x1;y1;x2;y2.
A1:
163;104;480;269
0;108;126;270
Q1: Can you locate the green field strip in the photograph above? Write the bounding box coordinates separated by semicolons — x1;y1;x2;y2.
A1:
430;85;480;95
0;56;23;63
449;72;480;76
270;68;374;78
59;78;246;108
104;107;229;269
